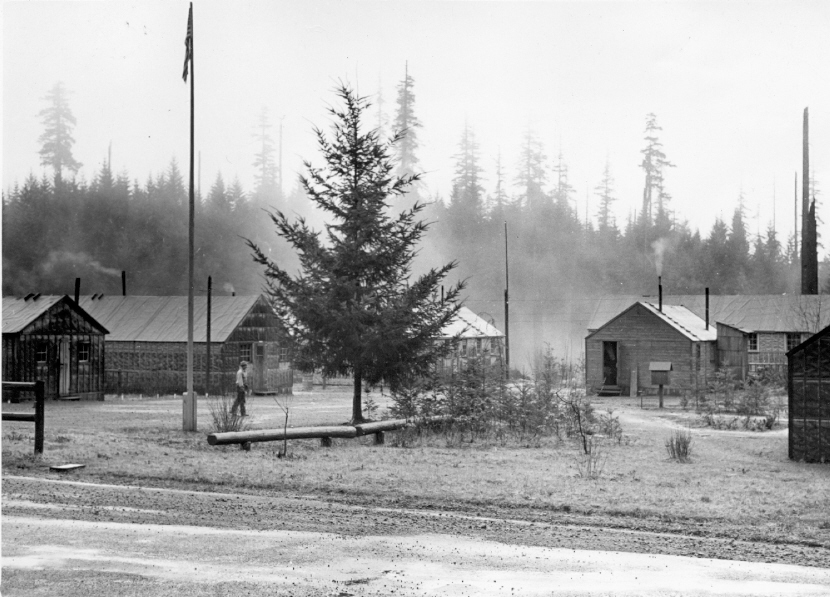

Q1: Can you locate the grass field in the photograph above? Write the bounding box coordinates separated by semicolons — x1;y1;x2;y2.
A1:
3;387;829;548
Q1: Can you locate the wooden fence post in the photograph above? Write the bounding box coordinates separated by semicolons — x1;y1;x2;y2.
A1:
34;380;44;455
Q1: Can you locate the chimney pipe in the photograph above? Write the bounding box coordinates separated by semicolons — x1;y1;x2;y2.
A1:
658;276;663;312
705;287;710;330
122;271;126;296
74;278;81;304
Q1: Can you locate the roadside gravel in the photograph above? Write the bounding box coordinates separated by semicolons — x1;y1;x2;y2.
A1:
4;474;829;569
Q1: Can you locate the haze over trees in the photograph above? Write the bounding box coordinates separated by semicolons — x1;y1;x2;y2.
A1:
1;79;817;346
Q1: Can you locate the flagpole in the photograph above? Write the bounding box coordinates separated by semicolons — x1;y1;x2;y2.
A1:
184;2;197;431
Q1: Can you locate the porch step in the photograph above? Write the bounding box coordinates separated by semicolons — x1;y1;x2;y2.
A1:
57;395;81;401
597;385;622;396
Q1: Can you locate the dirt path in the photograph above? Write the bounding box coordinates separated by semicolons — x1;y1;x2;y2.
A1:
3;475;830;596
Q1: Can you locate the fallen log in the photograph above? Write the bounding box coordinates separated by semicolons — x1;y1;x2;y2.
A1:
208;425;358;446
2;412;36;422
353;418;408;436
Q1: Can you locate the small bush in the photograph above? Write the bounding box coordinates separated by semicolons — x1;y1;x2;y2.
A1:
575;437;606;479
665;428;693;462
208;395;249;433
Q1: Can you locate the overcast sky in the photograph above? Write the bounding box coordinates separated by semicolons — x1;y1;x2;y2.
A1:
3;1;829;246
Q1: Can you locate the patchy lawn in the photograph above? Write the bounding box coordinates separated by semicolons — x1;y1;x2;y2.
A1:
3;389;829;548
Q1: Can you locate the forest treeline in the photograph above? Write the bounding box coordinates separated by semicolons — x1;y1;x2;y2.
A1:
2;79;823;311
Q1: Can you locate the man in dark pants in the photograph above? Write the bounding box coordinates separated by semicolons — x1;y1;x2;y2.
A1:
231;361;249;416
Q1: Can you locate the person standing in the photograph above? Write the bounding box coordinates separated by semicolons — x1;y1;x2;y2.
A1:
232;361;249;416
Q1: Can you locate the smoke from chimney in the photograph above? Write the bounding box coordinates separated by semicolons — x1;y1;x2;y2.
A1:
651;237;671;276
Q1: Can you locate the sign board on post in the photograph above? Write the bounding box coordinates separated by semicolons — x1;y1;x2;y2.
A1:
649;362;672;386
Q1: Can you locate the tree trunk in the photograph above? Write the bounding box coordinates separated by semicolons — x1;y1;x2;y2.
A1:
352;369;365;424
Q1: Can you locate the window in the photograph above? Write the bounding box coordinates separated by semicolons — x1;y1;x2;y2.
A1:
787;333;802;352
695;344;702;371
255;344;265;357
747;333;758;352
279;346;288;361
78;342;91;362
36;343;48;363
240;344;251;361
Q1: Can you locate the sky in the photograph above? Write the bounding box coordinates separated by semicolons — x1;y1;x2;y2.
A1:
3;0;830;247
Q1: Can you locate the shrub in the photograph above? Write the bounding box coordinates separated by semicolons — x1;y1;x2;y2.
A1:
208;395;249;433
575;436;606;479
387;352;608;448
665;428;693;462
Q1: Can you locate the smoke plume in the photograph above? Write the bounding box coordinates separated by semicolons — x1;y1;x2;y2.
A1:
40;251;121;278
651;238;671;276
223;283;236;294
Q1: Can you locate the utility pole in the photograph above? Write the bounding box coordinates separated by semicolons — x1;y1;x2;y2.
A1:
504;221;510;379
801;107;818;294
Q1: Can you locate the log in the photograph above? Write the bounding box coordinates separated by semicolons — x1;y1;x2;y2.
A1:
2;413;36;422
353;418;408;435
208;425;358;446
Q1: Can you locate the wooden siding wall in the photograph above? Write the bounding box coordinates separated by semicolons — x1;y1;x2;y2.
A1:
717;323;746;380
104;298;293;396
586;304;705;396
2;301;105;401
106;340;292;396
788;334;830;463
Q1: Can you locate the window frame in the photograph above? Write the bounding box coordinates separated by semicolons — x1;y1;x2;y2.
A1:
35;343;48;363
747;333;759;352
78;342;91;362
240;344;252;362
786;333;802;352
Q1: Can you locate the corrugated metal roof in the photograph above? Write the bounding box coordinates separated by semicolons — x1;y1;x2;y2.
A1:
3;295;65;334
76;295;262;342
586;294;830;334
442;306;504;339
640;302;718;342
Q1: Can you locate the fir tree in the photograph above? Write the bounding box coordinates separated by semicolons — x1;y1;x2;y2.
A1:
392;63;422;183
447;121;485;227
595;157;617;235
639;113;674;226
38;82;82;185
514;128;547;210
252;107;279;203
249;85;463;423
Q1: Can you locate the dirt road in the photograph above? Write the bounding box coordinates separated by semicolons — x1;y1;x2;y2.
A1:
3;475;829;596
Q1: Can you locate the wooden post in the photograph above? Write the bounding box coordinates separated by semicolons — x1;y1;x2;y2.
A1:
320;437;332;447
374;431;385;445
206;276;211;396
34;380;44;455
658;384;664;409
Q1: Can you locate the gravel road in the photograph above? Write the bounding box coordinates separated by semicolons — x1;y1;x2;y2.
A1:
3;475;830;596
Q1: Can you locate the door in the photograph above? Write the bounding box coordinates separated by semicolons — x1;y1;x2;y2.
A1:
602;341;618;386
253;343;266;392
59;338;70;395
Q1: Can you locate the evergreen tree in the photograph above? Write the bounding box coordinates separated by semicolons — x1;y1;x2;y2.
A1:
252;107;279;203
552;150;576;212
249;85;463;423
639;113;673;226
595;157;617;235
38;82;82;185
487;148;509;218
207;173;231;213
392;63;422;182
514;128;547;210
447;122;485;226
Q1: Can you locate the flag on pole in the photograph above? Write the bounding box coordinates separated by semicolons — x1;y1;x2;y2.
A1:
182;3;193;82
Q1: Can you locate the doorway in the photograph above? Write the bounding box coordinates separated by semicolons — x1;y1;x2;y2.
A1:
602;341;618;386
253;343;266;392
58;338;70;395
